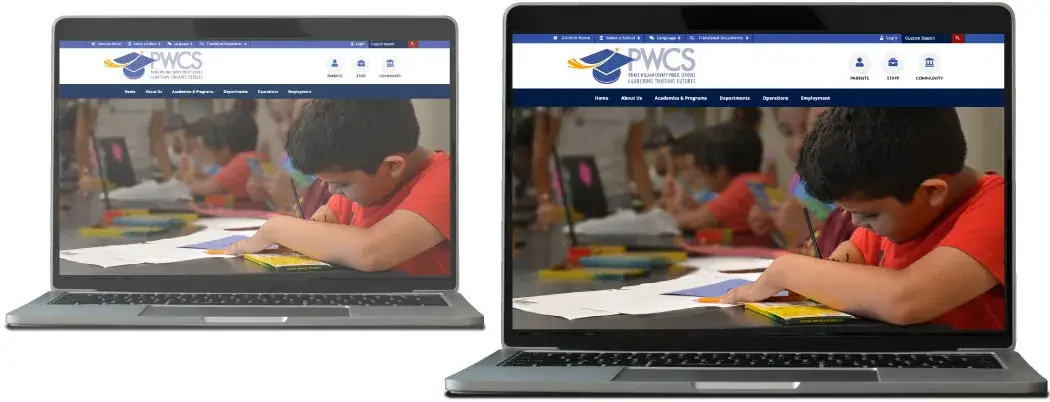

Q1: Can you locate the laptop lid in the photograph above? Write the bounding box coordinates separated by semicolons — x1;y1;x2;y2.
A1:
504;5;1012;352
54;17;458;293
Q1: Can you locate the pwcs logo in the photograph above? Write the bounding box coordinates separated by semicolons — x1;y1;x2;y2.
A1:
104;51;203;80
103;52;154;80
568;47;698;84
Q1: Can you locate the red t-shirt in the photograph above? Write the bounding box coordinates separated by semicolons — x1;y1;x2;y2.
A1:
214;151;264;201
327;152;451;276
850;173;1005;330
706;172;774;235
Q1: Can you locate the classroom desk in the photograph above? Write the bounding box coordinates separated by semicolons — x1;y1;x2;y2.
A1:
57;197;390;277
511;226;951;333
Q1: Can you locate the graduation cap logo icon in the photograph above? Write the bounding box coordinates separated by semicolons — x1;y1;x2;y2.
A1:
567;48;635;84
103;51;155;80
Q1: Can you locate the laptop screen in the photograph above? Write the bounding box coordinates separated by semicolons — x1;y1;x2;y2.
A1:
57;39;454;278
510;33;1008;333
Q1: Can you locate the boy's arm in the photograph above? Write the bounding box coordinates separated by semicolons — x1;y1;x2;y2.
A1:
532;108;556;201
247;211;445;272
626;121;654;209
675;206;720;230
184;176;226;196
149;110;173;180
74;103;94;179
749;247;999;325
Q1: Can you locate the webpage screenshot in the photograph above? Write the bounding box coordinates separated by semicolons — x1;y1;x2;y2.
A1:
510;33;1007;331
57;40;453;277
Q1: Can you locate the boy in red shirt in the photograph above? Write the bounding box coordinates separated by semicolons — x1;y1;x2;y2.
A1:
225;99;451;276
721;108;1005;330
674;123;773;237
181;111;264;205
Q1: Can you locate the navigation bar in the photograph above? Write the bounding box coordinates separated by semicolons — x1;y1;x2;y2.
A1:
512;33;1004;44
511;89;1004;107
58;84;449;99
59;40;450;48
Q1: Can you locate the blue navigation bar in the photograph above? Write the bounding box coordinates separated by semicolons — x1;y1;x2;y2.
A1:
59;40;451;48
58;84;450;99
512;33;1004;44
753;34;901;43
511;89;1005;107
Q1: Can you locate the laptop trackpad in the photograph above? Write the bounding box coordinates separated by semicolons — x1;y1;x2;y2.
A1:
616;368;878;383
140;306;351;318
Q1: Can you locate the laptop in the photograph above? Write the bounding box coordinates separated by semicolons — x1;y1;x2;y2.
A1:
446;4;1046;395
554;154;609;220
7;17;483;328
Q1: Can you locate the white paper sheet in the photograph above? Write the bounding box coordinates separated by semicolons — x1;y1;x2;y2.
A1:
194;217;268;230
59;250;140;268
567;209;680;236
60;231;241;267
573;290;730;314
678;257;775;273
102;180;192;202
513;288;728;318
512;299;618;320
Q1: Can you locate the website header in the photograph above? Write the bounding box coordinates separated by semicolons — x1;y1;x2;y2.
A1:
59;40;450;48
512;43;1003;90
512;33;1004;44
59;47;450;87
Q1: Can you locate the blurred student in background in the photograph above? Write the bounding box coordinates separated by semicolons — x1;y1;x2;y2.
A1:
181;104;263;205
75;99;173;195
532;107;655;229
748;107;857;253
674;122;771;239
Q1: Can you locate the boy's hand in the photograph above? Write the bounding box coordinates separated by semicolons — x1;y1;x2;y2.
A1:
772;197;814;245
77;175;98;198
748;204;773;236
246;176;269;202
224;232;276;255
264;170;295;211
719;277;789;304
536;196;556;230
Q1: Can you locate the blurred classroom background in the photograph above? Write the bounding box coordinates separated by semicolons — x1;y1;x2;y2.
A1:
509;106;1005;204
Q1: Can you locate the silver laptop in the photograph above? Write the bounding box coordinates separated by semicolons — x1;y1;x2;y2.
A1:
8;17;483;328
446;4;1045;395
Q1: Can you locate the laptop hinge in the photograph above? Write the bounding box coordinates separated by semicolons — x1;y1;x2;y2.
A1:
412;289;450;293
957;348;1000;352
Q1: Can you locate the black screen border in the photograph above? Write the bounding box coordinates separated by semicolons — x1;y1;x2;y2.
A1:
503;4;1015;352
53;17;460;293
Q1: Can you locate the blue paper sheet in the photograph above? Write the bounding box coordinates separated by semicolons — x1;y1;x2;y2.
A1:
664;279;789;297
179;235;252;250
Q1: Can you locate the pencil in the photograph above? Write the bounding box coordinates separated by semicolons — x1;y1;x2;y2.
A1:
205;250;226;255
802;207;821;259
289;178;305;219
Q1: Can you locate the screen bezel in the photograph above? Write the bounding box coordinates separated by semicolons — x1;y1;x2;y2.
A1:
503;4;1014;352
53;17;460;293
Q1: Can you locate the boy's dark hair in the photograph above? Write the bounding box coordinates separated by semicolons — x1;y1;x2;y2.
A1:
220;111;259;153
797;107;967;203
208;112;259;154
184;118;217;139
286;99;420;175
669;131;701;157
690;123;764;176
731;107;762;126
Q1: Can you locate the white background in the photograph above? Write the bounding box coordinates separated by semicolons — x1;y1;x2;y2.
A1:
514;43;1004;88
0;1;1046;401
60;48;452;84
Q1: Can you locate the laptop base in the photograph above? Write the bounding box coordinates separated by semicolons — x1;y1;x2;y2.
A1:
6;290;484;328
445;349;1047;396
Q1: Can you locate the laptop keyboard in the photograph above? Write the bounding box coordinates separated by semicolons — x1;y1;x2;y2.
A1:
50;293;448;307
501;351;1003;369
